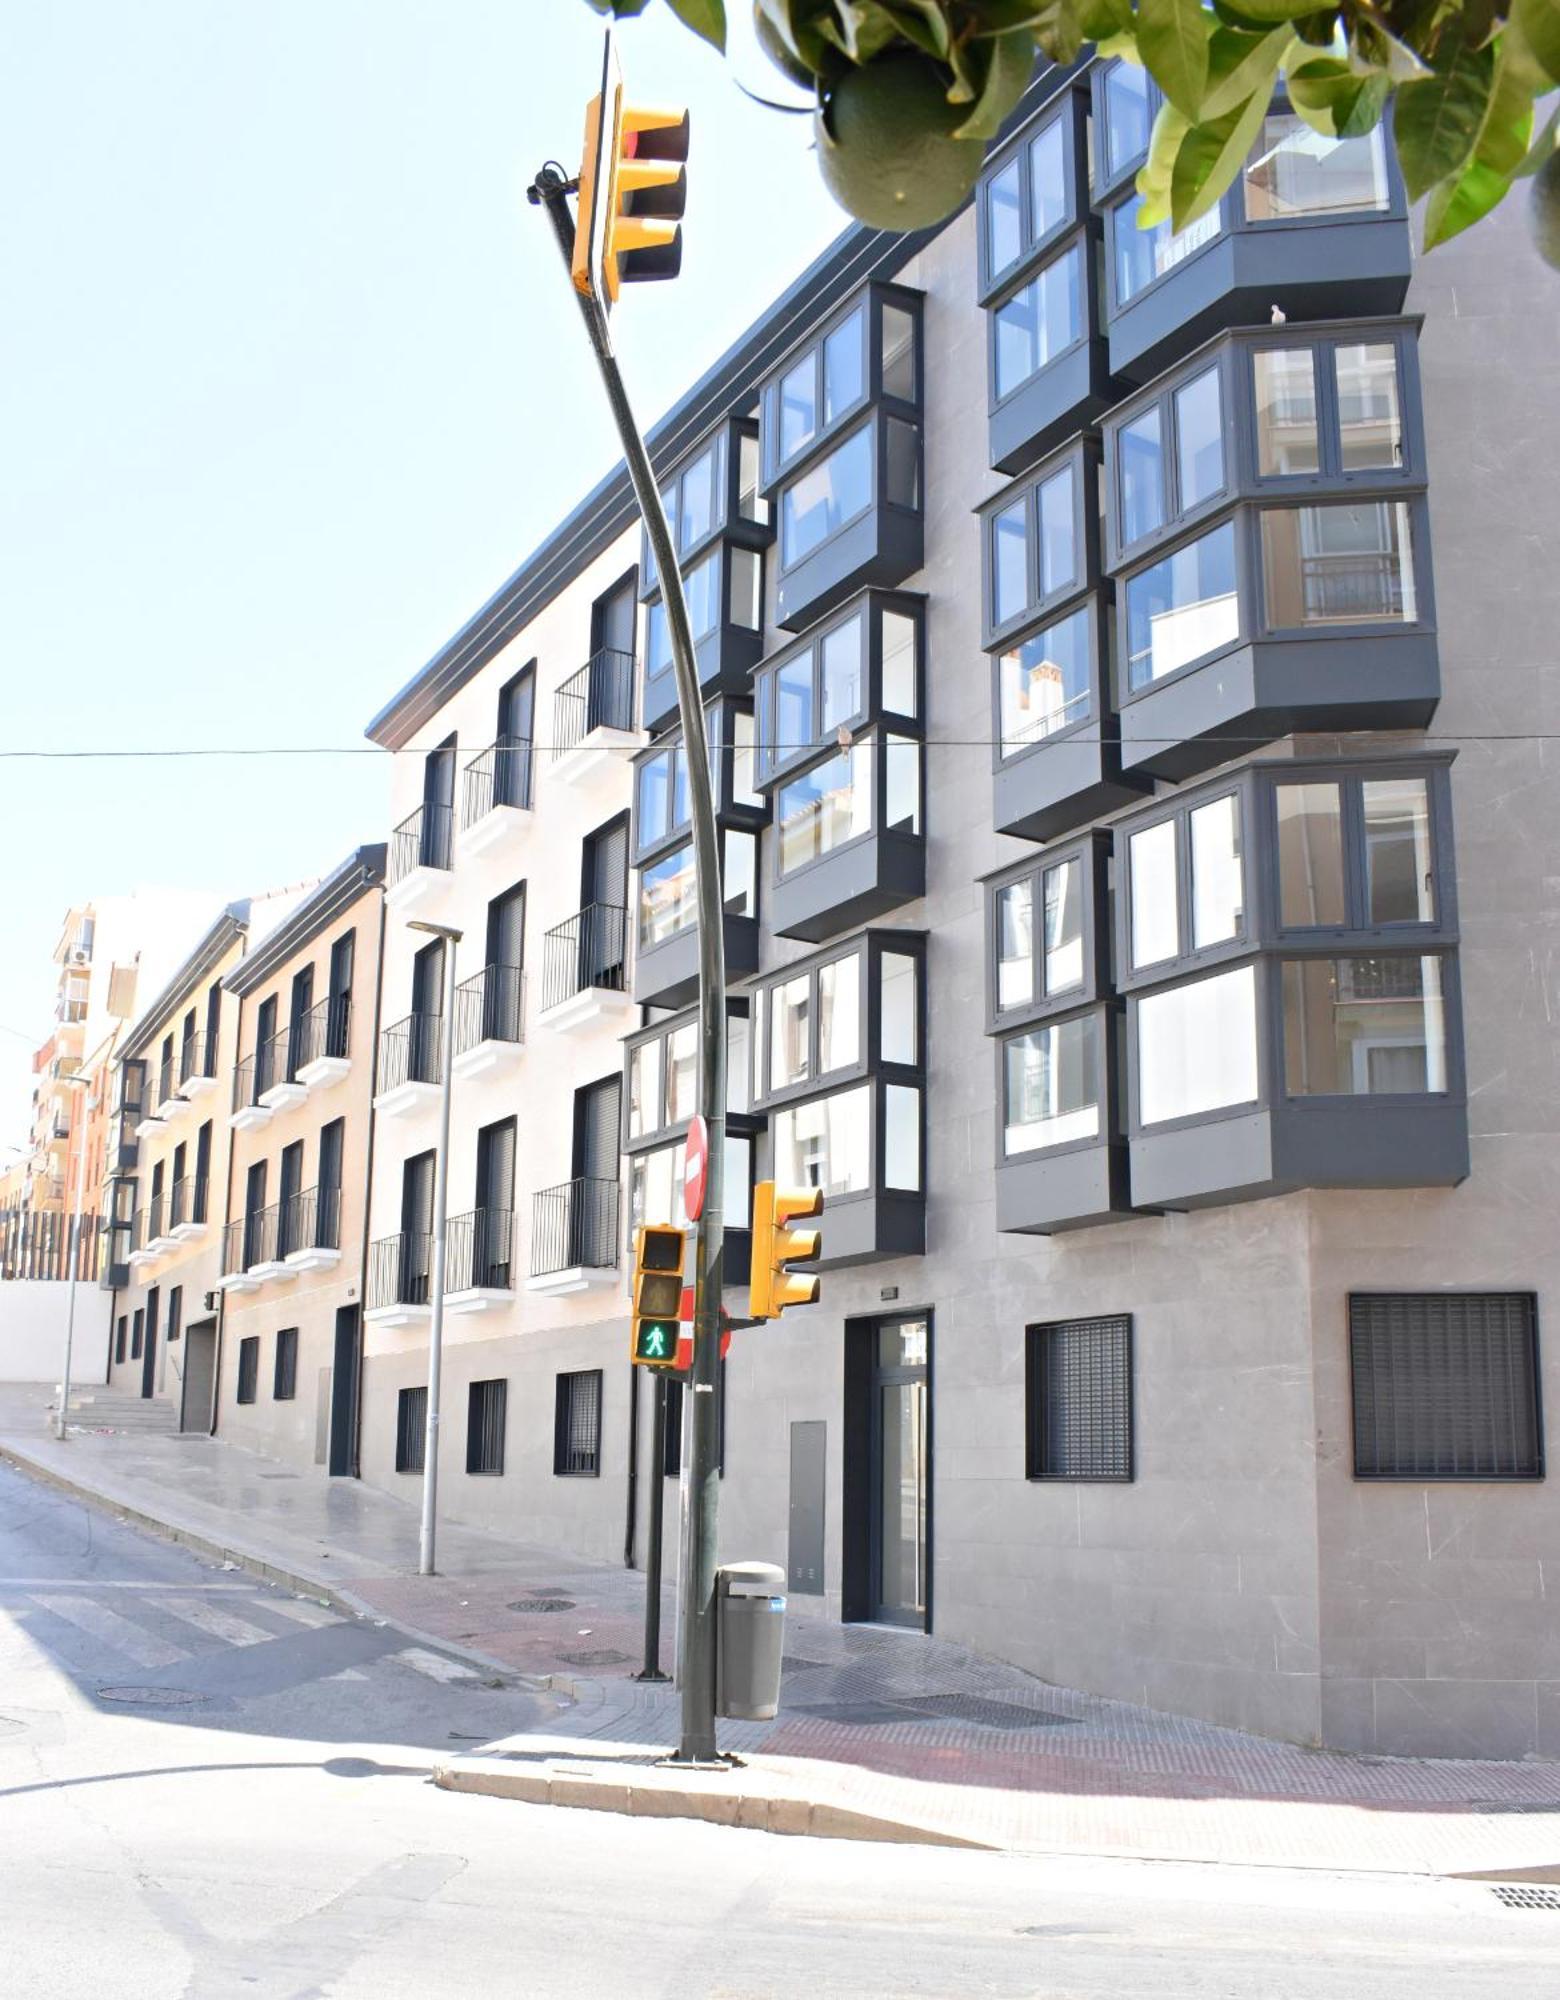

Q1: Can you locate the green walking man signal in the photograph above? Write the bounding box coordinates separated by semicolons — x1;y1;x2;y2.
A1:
631;1222;686;1368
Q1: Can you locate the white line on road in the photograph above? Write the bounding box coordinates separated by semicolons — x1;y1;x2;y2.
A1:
396;1647;480;1685
32;1593;188;1670
149;1596;278;1648
256;1596;338;1628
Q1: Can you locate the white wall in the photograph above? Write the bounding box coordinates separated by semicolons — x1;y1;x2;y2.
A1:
0;1281;110;1383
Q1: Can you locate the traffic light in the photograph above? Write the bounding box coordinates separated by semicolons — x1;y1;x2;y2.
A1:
572;43;689;307
748;1181;823;1321
631;1222;686;1367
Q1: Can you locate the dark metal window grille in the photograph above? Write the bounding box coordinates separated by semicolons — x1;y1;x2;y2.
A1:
236;1336;260;1406
554;1369;603;1477
396;1386;428;1474
466;1378;508;1476
167;1287;182;1344
273;1327;298;1401
1350;1293;1543;1480
1026;1316;1134;1480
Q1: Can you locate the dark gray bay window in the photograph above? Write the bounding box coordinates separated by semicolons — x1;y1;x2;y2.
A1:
749;930;926;1265
1117;756;1468;1209
759;283;924;631
625;1000;759;1267
981;439;1150;841
1102;320;1436;781
1091;62;1411;386
755;590;924;942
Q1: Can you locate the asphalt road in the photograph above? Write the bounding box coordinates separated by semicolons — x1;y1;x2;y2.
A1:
1;1458;1555;2000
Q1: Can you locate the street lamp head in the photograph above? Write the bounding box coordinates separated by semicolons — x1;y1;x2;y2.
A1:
406;921;463;943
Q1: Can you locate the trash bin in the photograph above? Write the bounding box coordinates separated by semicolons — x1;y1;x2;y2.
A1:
715;1560;786;1721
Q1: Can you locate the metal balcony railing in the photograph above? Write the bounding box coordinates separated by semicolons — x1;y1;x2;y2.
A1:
539;904;627;1013
453;965;525;1055
146;1192;166;1243
530;1177;619;1278
178;1032;215;1087
552;647;636;759
232;1054;257;1114
1299;551;1404;622
447;1207;515;1293
129;1207;147;1255
168;1174;207;1229
368;1231;433;1311
462;737;534;825
155;1055;177;1107
221;1218;245;1277
283;1183;342;1257
243;1202;279;1270
378;1011;444;1092
389;802;454;886
295;994;352;1070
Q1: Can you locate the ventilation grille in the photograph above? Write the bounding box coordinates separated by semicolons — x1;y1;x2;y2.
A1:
1350;1293;1543;1480
1026;1315;1133;1481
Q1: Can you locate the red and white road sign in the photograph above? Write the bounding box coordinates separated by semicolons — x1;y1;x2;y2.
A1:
683;1113;709;1223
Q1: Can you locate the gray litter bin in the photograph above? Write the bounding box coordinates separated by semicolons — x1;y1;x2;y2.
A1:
715;1561;786;1721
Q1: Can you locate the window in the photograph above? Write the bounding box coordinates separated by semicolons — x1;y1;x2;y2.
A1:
1123;521;1239;690
776;742;873;874
994;243;1083;400
396;1386;427;1474
1253;337;1406;481
780;427;873;566
772;1084;872;1197
167;1287;182;1344
1026;1317;1133;1479
998;609;1092;753
628;1036;663;1141
1100;61;1153;183
1260;501;1416;627
983;109;1072;284
1190;794;1243;949
1350;1293;1542;1480
1137;965;1259;1125
1244;116;1388;221
132;1308;144;1360
639;846;698;948
236;1336;259;1405
115;1316;127;1363
467;1378;507;1476
989;458;1079;631
995;852;1089;1014
1129;819;1180;969
1114;195;1221;304
1272;767;1441;934
1276;781;1346;926
554;1370;603;1477
1282;955;1447;1096
1004;1017;1100;1155
273;1328;298;1401
1111;365;1226;556
769;302;876;480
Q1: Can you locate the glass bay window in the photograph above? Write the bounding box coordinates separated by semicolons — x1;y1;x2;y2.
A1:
624;1001;758;1257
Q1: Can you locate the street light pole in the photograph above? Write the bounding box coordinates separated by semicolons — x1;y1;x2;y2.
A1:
408;919;462;1577
55;1074;89;1442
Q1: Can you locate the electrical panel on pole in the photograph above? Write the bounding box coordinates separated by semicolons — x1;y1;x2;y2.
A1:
631;1222;686;1367
748;1181;823;1321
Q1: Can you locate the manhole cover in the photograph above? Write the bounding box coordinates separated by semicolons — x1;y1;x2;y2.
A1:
507;1599;576;1614
792;1700;919;1726
560;1648;630;1667
98;1686;208;1708
1491;1885;1560;1911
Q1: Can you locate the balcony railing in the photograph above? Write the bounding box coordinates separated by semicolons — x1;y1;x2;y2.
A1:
178;1032;215;1087
234;1029;295;1111
462;737;534;825
454;964;525;1055
168;1174;207;1229
539;904;627;1014
155;1055;177;1107
530;1177;619;1278
221;1217;244;1276
389;802;454;886
243;1202;279;1270
283;1183;342;1257
295;994;351;1070
146;1192;166;1243
368;1231;433;1311
378;1011;444;1092
553;648;636;759
447;1206;515;1293
129;1207;147;1255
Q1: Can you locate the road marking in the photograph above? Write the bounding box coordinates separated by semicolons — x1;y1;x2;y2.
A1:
257;1596;338;1628
326;1667;368;1682
149;1596;277;1648
396;1647;480;1685
32;1593;187;1670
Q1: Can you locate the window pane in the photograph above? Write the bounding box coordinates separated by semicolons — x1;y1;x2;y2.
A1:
679;444;716;552
666;1023;698;1123
637;751;671;846
1138;966;1259;1124
1190;795;1243;948
646;598;672;675
993;499;1028;625
780;355;816;461
639;847;697;947
1124;521;1239;689
737;430;765;522
1030;117;1069;238
987;156;1023;275
728;546;762;630
1119;407;1163;545
821;614;864;732
884;419;919;508
776;650;813;754
1275;782;1345;926
723;828;756;917
881;953;918;1063
732;708;759;808
727;1014;750;1115
1244;116;1388;220
884;1085;921;1189
770;974;810;1093
1115;195;1219;303
1282;956;1446;1095
773;1085;871;1197
671;747;689;831
881;304;916;401
1103;60;1152;178
1005;1017;1100;1155
725;1133;752;1228
998;606;1091;751
818;953;860;1074
1335;342;1403;471
1037;462;1077;596
683;549;720;639
1043;858;1085;993
1129;819;1179;968
628;1039;662;1140
881;611;917;714
630;1143;686;1233
776;744;872;874
1174;368;1223;512
997;880;1035;1009
993;244;1082;398
1260;501;1416;627
824;308;865;421
884;736;920;835
781;428;873;564
1254;349;1319;475
1364;777;1434;924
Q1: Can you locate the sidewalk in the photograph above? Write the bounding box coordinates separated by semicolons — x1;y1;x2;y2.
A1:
4;1382;1560;1878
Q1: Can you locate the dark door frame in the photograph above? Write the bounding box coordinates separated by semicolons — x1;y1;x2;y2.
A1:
841;1308;933;1632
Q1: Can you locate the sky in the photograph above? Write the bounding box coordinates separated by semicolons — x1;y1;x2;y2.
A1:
0;2;848;1145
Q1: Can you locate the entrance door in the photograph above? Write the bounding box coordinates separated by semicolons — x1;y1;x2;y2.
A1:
141;1287;160;1401
180;1321;217;1433
869;1316;930;1629
328;1304;360;1476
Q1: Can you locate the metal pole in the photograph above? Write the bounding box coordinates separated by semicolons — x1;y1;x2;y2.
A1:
418;932;461;1576
636;1372;671;1680
55;1153;86;1442
532;163;727;1763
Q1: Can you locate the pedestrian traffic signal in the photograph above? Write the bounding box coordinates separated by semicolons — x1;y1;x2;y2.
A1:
748;1181;823;1321
572;40;689;307
631;1222;686;1367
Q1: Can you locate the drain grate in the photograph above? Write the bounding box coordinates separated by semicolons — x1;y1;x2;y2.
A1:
909;1693;1077;1731
560;1648;630;1668
791;1700;922;1726
507;1598;576;1614
1491;1885;1560;1911
98;1686;208;1708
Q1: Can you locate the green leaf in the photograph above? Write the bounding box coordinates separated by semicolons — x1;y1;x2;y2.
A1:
953;27;1037;135
1078;0;1134;37
1138;0;1213;119
1422;154;1510;245
1345;19;1434;84
1210;0;1334;23
1515;96;1560;173
1135;98;1192;224
1202;24;1293;118
1514;0;1560;83
877;0;953;58
1394;31;1496;200
1028;0;1089;63
1170;82;1275;226
663;0;726;45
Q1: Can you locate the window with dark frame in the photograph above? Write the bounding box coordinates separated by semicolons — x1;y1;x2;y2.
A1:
273;1327;298;1401
167;1287;182;1344
1350;1293;1543;1480
1026;1316;1134;1480
236;1336;259;1406
467;1377;508;1476
115;1316;127;1363
131;1308;144;1361
553;1369;603;1477
396;1386;428;1474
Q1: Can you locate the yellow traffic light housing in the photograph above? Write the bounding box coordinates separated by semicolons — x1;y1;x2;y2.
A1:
572;39;688;307
631;1222;686;1367
748;1180;823;1321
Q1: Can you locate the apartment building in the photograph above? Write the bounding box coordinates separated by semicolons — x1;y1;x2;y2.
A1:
353;56;1559;1759
215;849;385;1473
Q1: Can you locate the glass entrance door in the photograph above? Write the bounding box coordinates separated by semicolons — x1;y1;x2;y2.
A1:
871;1317;929;1628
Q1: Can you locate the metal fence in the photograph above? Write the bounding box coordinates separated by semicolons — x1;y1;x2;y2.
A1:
0;1206;102;1282
283;1183;341;1258
446;1207;515;1293
378;1011;444;1092
178;1032;215;1086
453;965;525;1055
368;1231;433;1310
530;1177;619;1278
295;994;351;1070
539;904;626;1013
462;737;534;825
389;802;454;885
553;647;636;758
168;1174;208;1230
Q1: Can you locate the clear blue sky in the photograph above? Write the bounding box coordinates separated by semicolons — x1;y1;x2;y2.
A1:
0;2;847;1144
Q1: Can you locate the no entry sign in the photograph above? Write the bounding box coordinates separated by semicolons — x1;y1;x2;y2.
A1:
684;1113;708;1223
